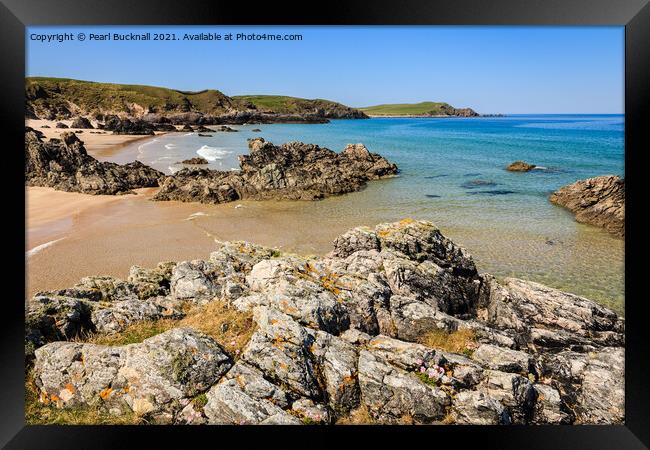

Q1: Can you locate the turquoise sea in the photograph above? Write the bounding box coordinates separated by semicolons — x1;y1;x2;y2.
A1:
119;115;625;313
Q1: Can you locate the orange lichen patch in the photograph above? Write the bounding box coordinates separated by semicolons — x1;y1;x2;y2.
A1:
308;343;317;354
99;387;113;401
270;319;279;325
122;386;130;394
377;230;391;238
65;383;76;394
338;374;357;391
271;338;290;350
50;394;60;403
39;391;50;405
319;272;342;295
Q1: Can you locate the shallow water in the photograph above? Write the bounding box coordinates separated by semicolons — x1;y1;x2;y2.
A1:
110;116;625;314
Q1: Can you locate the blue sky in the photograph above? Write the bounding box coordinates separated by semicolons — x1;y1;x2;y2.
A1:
26;26;624;114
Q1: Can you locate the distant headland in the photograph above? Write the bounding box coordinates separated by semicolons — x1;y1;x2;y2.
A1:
359;101;503;118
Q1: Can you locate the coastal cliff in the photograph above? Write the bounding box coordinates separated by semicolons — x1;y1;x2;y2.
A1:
25;77;368;124
26;220;624;425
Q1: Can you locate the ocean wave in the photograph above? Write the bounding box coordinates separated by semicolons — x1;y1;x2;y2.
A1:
27;238;66;258
197;145;233;161
164;143;177;150
184;212;208;221
137;138;158;152
168;165;182;174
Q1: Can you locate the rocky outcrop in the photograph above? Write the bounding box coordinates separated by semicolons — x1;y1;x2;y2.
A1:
25;128;163;194
153;138;398;204
179;157;209;165
70;117;94;129
103;115;155;135
27;220;624;425
506;161;536;172
549;175;624;237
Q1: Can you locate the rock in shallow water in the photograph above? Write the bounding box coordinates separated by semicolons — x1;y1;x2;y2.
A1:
549;175;624;237
153;138;398;204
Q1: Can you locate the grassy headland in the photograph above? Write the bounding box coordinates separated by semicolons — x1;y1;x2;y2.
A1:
25;77;367;120
360;101;479;117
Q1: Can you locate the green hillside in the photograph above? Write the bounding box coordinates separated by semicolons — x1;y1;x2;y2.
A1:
232;95;364;117
25;77;367;120
359;101;478;117
26;77;234;118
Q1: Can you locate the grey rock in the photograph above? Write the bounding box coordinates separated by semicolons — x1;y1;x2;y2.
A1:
452;390;511;425
471;343;531;374
170;260;220;303
204;381;300;425
32;328;232;419
310;330;361;414
358;349;449;423
241;307;321;398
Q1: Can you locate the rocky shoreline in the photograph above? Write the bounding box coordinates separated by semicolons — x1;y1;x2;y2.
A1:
26;219;624;425
25;128;163;195
154;138;398;204
25;129;397;202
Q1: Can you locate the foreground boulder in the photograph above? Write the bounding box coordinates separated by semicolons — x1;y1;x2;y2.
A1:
549;175;624;237
25;129;163;194
153;138;398;204
26;219;624;425
33;328;232;423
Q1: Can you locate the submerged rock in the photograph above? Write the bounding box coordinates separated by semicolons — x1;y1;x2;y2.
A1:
25;129;163;195
549;175;624;237
25;219;625;425
153;138;398;204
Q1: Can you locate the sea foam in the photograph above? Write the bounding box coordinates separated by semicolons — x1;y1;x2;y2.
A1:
196;145;232;161
27;238;66;258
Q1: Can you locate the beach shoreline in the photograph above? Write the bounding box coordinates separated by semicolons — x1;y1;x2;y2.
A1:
25;118;624;314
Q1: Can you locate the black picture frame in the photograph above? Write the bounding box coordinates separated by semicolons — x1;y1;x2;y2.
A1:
2;0;649;448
